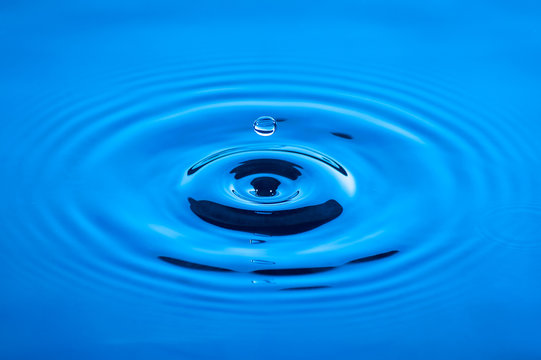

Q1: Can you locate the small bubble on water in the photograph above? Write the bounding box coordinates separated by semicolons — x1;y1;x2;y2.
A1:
251;259;276;265
250;239;266;244
251;280;274;284
253;116;276;136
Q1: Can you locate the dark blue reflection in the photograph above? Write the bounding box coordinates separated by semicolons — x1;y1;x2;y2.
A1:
159;256;234;272
280;286;331;291
188;198;343;235
230;159;302;180
159;250;399;275
250;176;281;197
331;132;353;139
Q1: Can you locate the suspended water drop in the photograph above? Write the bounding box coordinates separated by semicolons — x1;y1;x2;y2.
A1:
253;116;276;136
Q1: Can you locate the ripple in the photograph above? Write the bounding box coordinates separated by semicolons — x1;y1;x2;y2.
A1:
480;205;541;248
2;58;533;322
188;198;343;235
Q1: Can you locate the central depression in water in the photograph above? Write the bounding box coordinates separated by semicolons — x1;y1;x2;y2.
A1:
185;117;345;236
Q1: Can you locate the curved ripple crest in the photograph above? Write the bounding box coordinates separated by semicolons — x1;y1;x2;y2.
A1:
3;59;533;321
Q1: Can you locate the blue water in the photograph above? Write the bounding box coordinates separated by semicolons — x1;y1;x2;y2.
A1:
2;1;541;359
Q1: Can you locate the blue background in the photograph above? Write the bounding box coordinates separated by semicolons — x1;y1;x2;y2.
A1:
1;1;541;359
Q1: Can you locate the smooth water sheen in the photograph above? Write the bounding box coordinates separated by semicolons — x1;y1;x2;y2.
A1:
1;2;541;359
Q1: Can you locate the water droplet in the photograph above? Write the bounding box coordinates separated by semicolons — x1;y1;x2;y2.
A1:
253;116;276;136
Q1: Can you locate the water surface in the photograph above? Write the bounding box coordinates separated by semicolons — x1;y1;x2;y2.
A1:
1;1;541;359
